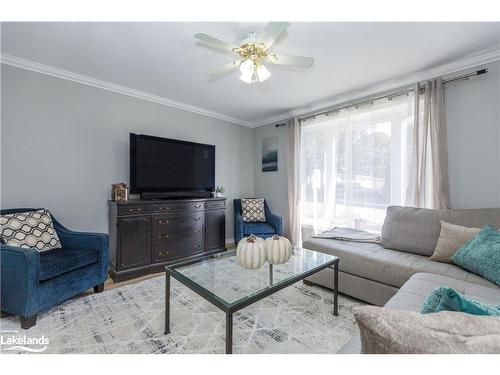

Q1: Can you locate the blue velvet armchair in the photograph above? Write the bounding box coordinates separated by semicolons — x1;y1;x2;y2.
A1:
233;199;283;244
0;208;109;329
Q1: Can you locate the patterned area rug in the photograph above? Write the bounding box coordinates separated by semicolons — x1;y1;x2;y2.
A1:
0;276;364;354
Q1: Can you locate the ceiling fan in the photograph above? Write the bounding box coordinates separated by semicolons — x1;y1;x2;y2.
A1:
194;22;314;84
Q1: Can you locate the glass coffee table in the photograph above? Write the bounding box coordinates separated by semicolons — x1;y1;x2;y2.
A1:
164;247;339;354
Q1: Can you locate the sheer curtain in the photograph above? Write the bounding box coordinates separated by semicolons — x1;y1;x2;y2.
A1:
300;94;415;233
285;118;302;246
405;79;450;209
295;79;450;236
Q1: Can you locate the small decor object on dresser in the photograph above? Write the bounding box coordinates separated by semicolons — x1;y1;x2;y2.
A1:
111;183;129;202
0;209;61;252
241;198;266;222
265;235;292;264
214;185;225;198
236;235;266;269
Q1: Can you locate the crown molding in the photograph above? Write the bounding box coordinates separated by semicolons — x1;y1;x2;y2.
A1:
0;53;254;128
2;48;499;129
252;48;500;127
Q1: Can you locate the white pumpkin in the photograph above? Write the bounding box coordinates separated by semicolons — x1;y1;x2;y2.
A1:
265;235;292;264
236;235;266;269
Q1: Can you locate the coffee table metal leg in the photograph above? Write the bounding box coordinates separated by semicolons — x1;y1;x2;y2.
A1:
333;261;339;316
226;312;233;354
165;273;170;334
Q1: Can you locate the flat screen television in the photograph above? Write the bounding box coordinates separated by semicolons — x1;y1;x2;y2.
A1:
130;133;215;198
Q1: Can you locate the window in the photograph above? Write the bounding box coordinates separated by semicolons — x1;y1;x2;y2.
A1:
300;94;414;233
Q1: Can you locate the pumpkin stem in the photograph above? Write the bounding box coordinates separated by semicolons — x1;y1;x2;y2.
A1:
272;235;280;240
246;235;256;243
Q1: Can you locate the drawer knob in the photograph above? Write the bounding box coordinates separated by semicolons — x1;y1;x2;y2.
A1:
194;204;202;208
194;217;201;221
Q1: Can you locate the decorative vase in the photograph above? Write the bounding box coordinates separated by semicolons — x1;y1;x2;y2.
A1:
265;235;292;264
215;192;222;198
236;235;266;269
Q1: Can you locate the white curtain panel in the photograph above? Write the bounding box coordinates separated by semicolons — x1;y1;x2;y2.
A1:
404;79;450;209
296;79;450;235
285;118;302;246
299;94;416;233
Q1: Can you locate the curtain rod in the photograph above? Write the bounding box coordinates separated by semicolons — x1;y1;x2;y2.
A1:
274;68;488;126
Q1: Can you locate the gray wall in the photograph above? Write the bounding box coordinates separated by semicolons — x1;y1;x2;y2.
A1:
253;61;500;224
1;65;254;240
2;61;499;241
252;123;288;228
445;61;500;208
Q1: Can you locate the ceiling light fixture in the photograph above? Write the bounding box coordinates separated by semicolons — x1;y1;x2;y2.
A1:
239;59;256;83
195;22;314;85
239;59;271;84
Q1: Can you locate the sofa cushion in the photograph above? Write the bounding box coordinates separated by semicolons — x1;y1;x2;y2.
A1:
241;198;266;223
243;222;276;235
385;273;500;312
430;221;480;263
338;272;500;354
39;248;99;281
451;225;500;286
0;209;62;252
381;206;500;256
353;306;500;354
302;237;497;289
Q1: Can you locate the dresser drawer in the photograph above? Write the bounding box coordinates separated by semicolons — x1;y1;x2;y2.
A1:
206;200;226;210
118;205;151;216
152;212;205;232
152;239;204;263
153;229;204;245
153;201;205;213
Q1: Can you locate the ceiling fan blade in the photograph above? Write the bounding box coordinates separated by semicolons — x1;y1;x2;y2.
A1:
207;61;240;76
267;53;314;68
258;22;290;48
194;32;237;52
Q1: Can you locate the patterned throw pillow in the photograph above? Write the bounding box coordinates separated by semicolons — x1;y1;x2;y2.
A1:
241;198;266;223
0;209;62;252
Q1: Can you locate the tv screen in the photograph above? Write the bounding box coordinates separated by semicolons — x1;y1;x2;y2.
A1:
130;133;215;194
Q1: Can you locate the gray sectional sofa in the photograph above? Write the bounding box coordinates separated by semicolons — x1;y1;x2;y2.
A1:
302;205;500;353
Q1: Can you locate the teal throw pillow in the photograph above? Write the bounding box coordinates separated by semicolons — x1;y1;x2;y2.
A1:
421;286;500;315
450;224;500;286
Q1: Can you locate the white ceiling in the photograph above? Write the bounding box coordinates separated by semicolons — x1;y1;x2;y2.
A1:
2;22;500;126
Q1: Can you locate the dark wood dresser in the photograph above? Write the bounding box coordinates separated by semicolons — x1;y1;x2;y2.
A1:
108;197;227;281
